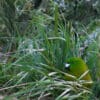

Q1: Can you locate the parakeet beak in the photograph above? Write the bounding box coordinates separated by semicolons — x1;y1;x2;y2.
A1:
65;63;70;71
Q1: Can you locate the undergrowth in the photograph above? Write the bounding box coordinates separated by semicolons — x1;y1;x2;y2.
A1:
0;0;100;100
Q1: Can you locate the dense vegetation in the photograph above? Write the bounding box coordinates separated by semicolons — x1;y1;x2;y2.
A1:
0;0;100;99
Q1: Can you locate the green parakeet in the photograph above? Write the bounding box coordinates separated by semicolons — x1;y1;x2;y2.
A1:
65;57;93;85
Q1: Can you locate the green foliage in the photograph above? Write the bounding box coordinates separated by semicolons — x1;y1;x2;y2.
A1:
0;0;100;100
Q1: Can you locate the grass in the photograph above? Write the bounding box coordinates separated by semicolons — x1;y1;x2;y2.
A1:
0;0;100;100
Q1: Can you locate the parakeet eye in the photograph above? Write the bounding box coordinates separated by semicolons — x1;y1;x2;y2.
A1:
65;63;70;68
65;63;70;71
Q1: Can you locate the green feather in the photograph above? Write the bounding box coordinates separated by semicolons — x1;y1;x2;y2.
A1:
66;57;92;81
